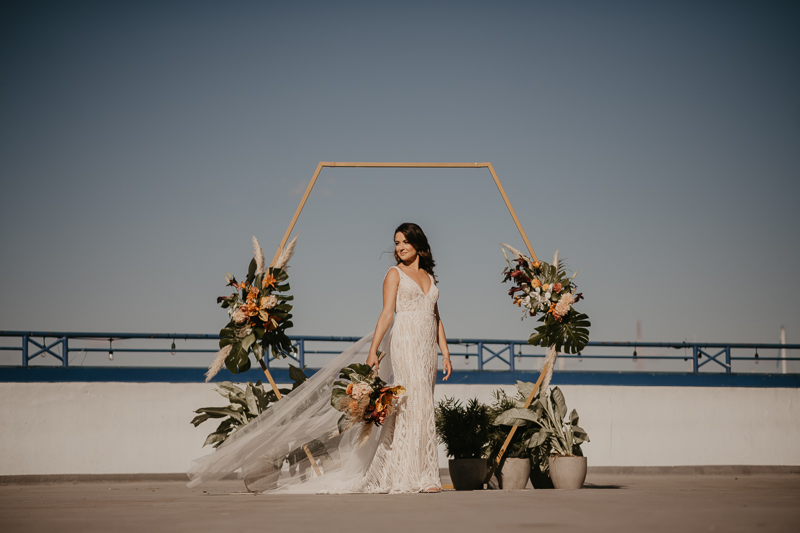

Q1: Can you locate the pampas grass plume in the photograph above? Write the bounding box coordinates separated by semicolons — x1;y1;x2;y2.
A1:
205;345;233;382
539;345;558;394
274;233;299;270
252;236;266;275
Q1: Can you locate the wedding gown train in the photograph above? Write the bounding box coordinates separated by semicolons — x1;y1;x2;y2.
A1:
187;266;442;494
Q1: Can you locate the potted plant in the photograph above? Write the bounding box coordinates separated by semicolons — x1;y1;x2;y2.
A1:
486;388;533;490
435;397;491;490
494;382;590;489
191;364;325;491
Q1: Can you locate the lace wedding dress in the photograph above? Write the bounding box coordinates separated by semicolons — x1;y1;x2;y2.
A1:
187;266;442;494
346;266;442;493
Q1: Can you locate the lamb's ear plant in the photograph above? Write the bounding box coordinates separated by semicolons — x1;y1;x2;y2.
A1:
492;382;590;482
435;397;492;459
191;363;309;448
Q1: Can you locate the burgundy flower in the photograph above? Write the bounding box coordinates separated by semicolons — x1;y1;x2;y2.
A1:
508;286;524;296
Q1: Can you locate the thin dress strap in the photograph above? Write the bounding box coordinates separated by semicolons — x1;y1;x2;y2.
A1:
384;265;403;281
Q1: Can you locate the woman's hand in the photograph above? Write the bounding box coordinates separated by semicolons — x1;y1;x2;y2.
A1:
442;357;452;381
366;351;380;373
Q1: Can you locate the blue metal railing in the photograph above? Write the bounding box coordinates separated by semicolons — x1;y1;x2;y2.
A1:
1;330;798;374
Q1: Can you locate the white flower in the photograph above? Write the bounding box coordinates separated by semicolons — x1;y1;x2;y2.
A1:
351;382;373;401
260;295;278;309
232;308;247;324
554;293;575;317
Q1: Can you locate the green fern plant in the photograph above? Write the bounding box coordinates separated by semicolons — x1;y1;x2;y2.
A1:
435;397;492;459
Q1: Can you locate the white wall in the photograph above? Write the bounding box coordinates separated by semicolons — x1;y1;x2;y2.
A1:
1;382;798;475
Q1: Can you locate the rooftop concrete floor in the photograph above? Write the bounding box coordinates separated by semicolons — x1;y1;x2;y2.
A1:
1;473;798;533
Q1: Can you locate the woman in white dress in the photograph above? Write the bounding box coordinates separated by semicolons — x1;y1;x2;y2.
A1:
357;222;453;493
187;223;452;494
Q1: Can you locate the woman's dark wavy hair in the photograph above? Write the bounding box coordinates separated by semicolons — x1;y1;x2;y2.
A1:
394;222;436;278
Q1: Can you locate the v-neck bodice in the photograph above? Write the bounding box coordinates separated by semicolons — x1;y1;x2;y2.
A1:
392;266;438;315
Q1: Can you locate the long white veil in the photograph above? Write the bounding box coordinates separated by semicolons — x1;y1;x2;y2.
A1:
187;326;394;493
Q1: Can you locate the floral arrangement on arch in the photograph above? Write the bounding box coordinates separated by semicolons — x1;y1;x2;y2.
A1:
205;235;299;381
331;352;406;447
500;243;591;354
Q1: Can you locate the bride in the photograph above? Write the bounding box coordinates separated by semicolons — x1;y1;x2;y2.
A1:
187;222;453;494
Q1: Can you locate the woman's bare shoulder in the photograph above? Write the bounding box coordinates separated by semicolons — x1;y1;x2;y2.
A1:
383;266;401;284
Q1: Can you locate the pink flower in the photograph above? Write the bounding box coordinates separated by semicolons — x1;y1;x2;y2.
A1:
351;382;373;401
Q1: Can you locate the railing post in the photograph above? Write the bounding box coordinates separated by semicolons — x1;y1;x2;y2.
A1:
298;339;305;368
725;345;731;374
509;342;515;371
62;337;69;367
477;342;484;371
22;334;29;366
692;345;699;373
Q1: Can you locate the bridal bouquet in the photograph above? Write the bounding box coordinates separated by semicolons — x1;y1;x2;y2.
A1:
501;243;591;354
331;352;406;447
205;235;298;381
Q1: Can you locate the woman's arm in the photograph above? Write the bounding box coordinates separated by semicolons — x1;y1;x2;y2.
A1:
434;302;452;381
366;268;400;372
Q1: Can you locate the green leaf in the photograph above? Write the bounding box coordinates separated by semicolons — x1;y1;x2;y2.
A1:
526;429;551;448
572;425;590;443
242;333;256;351
244;384;260;415
516;380;537;400
288;364;308;388
203;432;228;447
551;387;567;421
196;407;241;419
247;257;257;283
190;413;211;426
252;343;264;361
494;408;542;427
570;409;579;426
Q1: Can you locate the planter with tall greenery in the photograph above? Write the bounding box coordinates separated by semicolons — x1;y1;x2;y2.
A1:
435;397;492;490
485;388;533;489
494;381;590;489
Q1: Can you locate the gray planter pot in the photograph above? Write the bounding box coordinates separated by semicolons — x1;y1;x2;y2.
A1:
548;455;587;489
448;458;487;490
489;457;530;490
242;458;281;493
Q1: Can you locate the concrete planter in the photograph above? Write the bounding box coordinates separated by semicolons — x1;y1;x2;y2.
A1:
242;458;281;493
489;457;531;490
548;455;587;489
448;458;487;490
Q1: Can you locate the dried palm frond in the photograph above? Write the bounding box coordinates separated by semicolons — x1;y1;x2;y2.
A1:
252;236;266;275
274;233;299;270
205;345;233;382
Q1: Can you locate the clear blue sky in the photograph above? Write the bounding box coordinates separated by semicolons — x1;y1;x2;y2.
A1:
1;1;798;363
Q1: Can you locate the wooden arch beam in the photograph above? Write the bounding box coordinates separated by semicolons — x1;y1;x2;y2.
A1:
269;162;538;267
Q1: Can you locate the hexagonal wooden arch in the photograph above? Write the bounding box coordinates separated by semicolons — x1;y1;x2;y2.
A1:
262;162;551;484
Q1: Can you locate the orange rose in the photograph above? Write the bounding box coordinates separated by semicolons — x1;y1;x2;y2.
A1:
531;279;542;289
542;283;550;292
